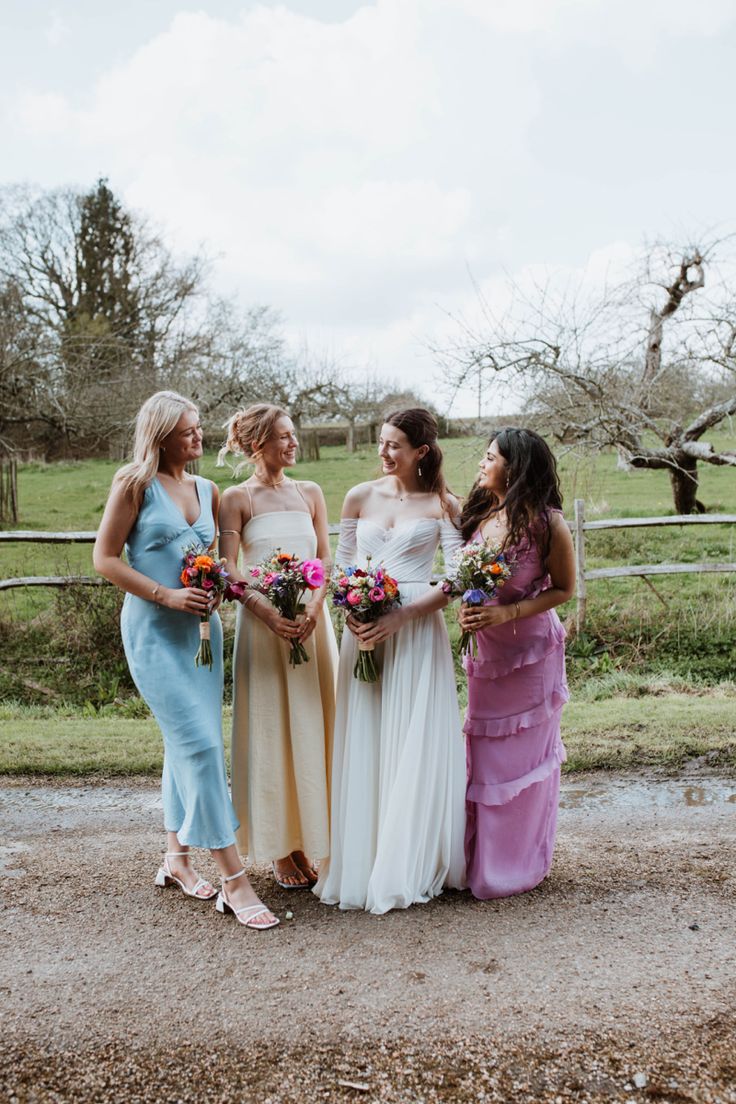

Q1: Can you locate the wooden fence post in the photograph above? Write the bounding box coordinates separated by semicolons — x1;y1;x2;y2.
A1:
574;498;587;632
0;456;19;524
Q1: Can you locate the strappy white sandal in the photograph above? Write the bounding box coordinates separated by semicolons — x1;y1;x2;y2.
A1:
215;868;280;930
154;851;217;900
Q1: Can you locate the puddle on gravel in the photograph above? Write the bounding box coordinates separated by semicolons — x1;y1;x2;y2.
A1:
559;778;736;811
0;777;734;841
0;785;162;836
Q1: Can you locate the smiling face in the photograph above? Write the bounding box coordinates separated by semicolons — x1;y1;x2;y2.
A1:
477;438;508;496
160;408;203;465
378;422;427;482
259;414;298;470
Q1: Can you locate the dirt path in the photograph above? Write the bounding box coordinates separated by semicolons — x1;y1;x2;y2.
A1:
1;771;735;1103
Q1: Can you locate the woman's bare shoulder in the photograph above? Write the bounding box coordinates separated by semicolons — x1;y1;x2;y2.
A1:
342;480;378;516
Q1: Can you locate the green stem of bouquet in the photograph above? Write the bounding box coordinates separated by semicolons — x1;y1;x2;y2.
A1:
195;613;213;670
353;647;379;682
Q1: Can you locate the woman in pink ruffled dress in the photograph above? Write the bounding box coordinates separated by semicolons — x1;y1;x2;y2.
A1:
458;428;575;899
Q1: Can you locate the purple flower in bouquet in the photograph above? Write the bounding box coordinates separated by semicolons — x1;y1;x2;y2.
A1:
442;544;515;658
329;555;402;682
246;548;326;668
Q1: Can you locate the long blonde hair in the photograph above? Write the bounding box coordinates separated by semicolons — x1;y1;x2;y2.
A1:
217;403;289;474
117;391;198;505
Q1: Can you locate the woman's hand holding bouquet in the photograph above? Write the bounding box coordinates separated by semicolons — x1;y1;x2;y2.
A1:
179;544;231;668
442;544;514;657
330;557;402;682
244;550;326;667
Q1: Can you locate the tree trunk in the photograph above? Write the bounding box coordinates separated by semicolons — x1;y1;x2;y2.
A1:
669;454;705;514
303;430;320;461
346;421;356;453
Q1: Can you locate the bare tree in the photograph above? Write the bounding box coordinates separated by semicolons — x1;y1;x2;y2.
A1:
0;181;209;456
0;180;293;461
439;240;736;513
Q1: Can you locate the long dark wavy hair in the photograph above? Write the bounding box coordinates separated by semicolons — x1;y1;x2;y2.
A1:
384;408;454;516
459;427;563;572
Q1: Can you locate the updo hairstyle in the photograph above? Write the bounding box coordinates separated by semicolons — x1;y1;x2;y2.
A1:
218;403;289;471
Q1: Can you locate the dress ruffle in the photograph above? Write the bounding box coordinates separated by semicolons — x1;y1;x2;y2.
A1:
463;613;566;681
467;738;567;807
463;684;569;740
462;523;567;900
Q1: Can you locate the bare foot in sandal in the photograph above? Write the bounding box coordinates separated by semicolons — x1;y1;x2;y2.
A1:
272;856;309;888
290;850;318;884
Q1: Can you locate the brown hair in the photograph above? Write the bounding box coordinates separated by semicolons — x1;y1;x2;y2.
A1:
384;408;454;516
459;426;563;576
218;403;289;471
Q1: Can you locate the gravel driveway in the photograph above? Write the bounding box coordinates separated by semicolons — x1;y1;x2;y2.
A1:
1;770;735;1103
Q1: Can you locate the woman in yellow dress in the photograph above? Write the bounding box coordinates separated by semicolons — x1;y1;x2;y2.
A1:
219;404;338;889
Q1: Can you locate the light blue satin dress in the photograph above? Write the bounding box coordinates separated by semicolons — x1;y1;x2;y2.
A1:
121;476;239;849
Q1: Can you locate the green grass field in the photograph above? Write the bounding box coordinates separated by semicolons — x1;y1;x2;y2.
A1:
1;432;735;774
2;687;733;776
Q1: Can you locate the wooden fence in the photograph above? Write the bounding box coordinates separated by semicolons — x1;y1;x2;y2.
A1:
0;526;342;592
571;500;736;630
2;504;736;632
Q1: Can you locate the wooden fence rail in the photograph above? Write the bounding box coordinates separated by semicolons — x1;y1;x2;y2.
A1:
571;500;736;631
2;508;736;631
0;525;344;593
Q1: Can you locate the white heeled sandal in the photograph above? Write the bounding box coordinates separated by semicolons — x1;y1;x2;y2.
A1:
215;868;280;930
154;851;217;900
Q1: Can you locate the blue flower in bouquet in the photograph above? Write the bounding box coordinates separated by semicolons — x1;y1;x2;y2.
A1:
462;588;490;606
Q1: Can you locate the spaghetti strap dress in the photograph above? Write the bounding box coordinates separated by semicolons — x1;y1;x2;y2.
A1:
120;476;238;850
230;484;338;863
463;512;568;898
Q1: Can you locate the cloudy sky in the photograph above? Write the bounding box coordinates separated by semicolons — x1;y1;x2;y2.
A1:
1;0;735;412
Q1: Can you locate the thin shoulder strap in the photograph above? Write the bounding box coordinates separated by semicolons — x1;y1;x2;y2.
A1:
244;481;254;517
293;479;312;514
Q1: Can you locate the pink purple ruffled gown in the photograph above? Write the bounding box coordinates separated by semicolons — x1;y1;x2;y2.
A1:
463;518;568;899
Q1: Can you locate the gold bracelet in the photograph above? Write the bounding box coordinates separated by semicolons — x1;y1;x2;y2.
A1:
151;583;162;604
513;601;520;635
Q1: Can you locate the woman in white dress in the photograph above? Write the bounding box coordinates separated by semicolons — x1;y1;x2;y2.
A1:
315;408;466;914
219;405;338;890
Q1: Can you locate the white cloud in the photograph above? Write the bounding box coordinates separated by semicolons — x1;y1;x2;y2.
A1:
3;0;735;410
8;1;536;334
43;11;70;48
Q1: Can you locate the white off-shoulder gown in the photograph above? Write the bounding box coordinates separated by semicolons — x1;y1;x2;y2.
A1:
315;517;466;913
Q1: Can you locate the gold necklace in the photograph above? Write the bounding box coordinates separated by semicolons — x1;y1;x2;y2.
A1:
396;482;421;502
254;472;286;489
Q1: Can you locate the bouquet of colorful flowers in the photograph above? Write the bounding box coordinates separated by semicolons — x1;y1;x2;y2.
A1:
441;544;514;657
247;550;326;667
179;543;231;669
330;556;401;682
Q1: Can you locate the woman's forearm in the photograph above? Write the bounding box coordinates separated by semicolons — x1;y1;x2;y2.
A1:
308;582;328;613
516;586;572;620
94;553;167;604
400;584;449;624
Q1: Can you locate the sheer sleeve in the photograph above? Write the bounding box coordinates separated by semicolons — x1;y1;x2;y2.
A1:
335;518;358;568
440;517;464;565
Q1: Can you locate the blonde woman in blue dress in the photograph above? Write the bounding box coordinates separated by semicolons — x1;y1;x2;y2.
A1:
219;405;338;891
94;391;278;930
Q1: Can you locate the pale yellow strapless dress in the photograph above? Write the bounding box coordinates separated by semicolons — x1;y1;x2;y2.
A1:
231;509;338;862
